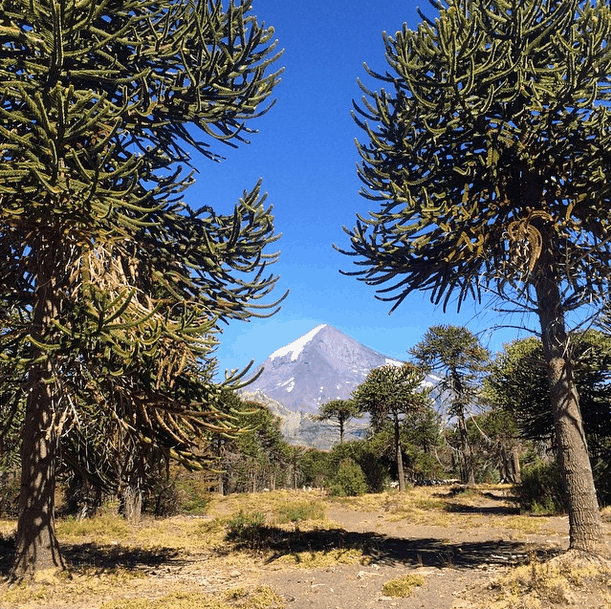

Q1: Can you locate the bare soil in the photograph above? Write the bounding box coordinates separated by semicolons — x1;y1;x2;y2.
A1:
1;486;609;609
263;491;569;609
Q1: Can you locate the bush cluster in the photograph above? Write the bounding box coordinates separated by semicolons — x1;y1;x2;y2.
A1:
515;460;567;514
329;458;368;497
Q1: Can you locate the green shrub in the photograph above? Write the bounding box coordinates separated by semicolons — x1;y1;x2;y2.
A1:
175;475;213;515
329;458;367;497
226;510;267;545
0;471;20;518
329;441;388;493
515;460;567;514
275;500;325;524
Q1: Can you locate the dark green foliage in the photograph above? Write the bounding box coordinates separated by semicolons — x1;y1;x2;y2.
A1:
487;332;611;447
215;394;294;494
275;501;325;524
341;0;611;552
226;510;267;546
486;331;611;503
515;461;567;515
329;459;368;497
175;473;215;515
328;441;389;493
0;0;284;576
349;441;391;493
315;399;362;444
367;415;444;485
300;449;331;489
353;363;431;491
353;364;431;434
0;471;19;518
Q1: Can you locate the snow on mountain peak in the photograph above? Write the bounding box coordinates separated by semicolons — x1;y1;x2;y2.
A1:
269;324;327;361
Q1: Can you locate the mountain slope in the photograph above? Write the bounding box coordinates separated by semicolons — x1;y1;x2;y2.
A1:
245;324;404;415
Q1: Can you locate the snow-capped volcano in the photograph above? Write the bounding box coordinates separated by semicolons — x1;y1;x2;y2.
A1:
269;324;328;362
245;324;404;415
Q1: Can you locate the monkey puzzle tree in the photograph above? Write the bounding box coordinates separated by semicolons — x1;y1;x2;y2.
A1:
341;0;611;555
410;325;490;486
486;332;611;500
352;363;431;491
0;0;283;579
315;398;362;444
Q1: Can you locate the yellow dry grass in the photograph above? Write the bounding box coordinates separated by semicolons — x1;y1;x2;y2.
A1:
484;554;611;609
0;485;605;609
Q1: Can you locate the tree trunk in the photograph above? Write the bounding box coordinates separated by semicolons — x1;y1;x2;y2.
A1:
457;408;476;487
511;448;521;484
11;253;64;580
11;365;64;580
394;415;405;492
535;275;606;555
121;484;142;523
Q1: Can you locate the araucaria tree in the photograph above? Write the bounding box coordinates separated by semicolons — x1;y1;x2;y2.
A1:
0;0;283;579
315;398;362;444
352;363;431;491
486;332;611;499
410;325;489;486
342;0;611;555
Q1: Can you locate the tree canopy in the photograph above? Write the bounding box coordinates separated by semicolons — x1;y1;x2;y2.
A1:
488;333;611;445
411;325;490;485
315;398;362;444
341;0;611;555
0;0;283;579
352;363;431;491
343;0;611;315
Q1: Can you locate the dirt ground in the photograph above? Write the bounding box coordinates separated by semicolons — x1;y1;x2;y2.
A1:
1;486;610;609
263;493;570;609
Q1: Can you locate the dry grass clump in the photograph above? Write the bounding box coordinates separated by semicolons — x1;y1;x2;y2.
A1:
0;568;143;608
57;513;227;550
99;586;284;609
0;520;14;536
207;489;326;520
485;554;611;608
502;515;553;537
382;573;425;598
274;547;366;568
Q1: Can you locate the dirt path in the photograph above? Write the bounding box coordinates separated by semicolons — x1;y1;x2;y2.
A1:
1;487;598;609
259;493;572;609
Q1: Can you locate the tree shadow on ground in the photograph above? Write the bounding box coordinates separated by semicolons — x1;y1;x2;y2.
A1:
221;525;559;569
443;503;520;515
0;535;15;576
63;543;181;572
0;533;181;577
431;489;521;516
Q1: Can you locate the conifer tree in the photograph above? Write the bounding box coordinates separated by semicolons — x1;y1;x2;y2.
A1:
0;0;283;579
352;363;431;491
341;0;611;556
410;325;489;486
315;399;362;444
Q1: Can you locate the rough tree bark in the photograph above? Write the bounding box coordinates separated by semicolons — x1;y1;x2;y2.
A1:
456;409;476;488
535;262;606;555
121;484;143;523
10;256;64;580
394;414;406;492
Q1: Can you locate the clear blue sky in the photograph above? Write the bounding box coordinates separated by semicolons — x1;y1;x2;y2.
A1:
188;0;524;379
